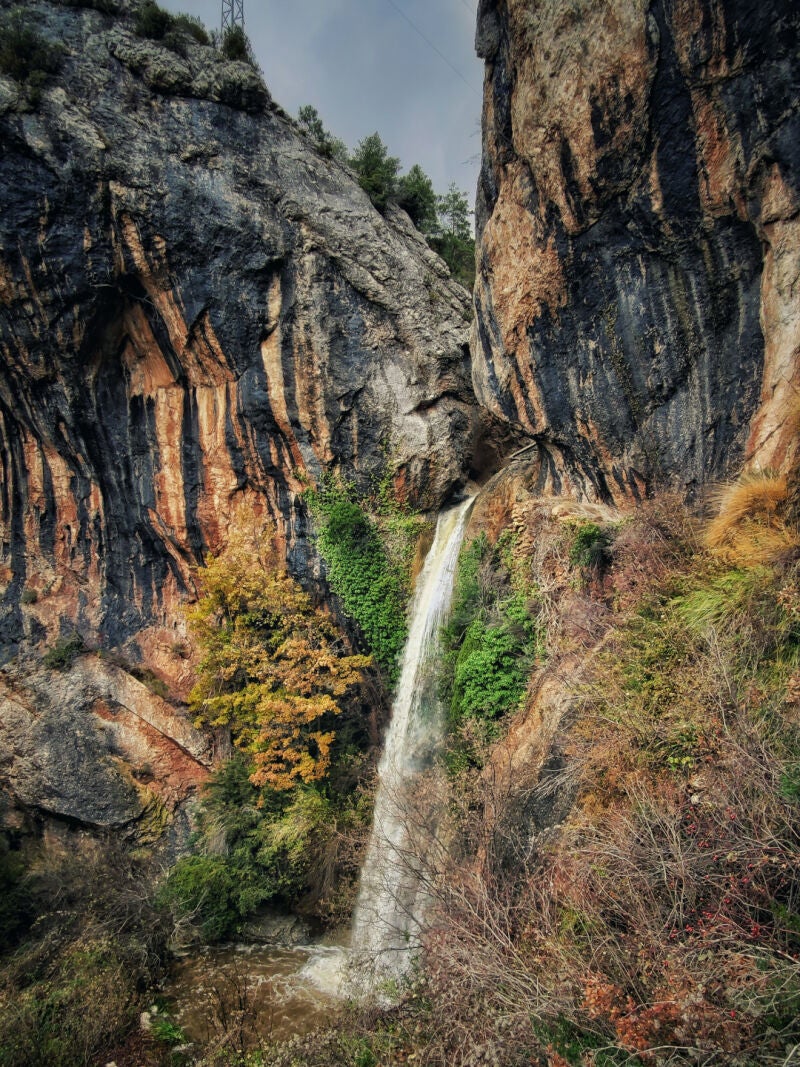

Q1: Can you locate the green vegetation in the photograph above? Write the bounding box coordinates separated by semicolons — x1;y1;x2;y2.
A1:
133;0;173;39
41;633;85;671
428;183;476;289
171;12;210;45
0;8;62;105
159;753;372;938
306;477;426;684
149;1014;187;1046
441;532;542;752
297;104;348;163
97;650;172;698
396;163;438;233
134;1;213;54
0;840;169;1067
159;853;241;941
221;23;255;64
349;132;401;212
568;519;611;572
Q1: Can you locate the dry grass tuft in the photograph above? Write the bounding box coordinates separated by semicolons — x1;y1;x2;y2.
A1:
705;472;799;565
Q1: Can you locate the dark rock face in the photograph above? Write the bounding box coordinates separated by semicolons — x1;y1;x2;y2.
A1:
474;0;800;502
0;657;210;829
0;1;473;832
0;0;474;662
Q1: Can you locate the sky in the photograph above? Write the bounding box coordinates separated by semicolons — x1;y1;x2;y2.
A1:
160;0;484;205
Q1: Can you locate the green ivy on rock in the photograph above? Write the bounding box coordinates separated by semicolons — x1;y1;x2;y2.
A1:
306;478;427;685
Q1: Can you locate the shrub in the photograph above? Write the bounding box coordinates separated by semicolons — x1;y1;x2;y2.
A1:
451;615;529;721
172;12;210;45
134;666;170;698
221;23;253;63
160;755;373;937
134;4;210;52
159;854;242;941
162;13;211;56
0;9;62;104
20;589;38;605
42;633;85;671
133;0;173;39
568;520;611;572
441;534;540;736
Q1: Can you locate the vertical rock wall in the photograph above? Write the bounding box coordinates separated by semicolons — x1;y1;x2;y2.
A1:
474;0;800;502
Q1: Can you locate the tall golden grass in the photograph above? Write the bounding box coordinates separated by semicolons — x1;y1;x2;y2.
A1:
705;471;799;565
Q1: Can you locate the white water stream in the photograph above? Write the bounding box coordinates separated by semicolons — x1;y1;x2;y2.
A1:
347;496;474;983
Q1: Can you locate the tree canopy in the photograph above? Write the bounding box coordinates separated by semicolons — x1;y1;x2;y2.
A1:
437;183;472;239
188;516;371;791
350;132;401;211
297;104;348;163
430;182;475;289
397;164;438;234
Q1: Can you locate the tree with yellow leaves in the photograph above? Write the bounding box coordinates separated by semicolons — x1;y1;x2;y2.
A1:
188;514;371;791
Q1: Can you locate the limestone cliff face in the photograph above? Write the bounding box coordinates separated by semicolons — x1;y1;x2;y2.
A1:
0;0;473;830
474;0;800;502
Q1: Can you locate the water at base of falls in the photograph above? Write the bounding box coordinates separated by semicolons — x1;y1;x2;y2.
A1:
165;941;346;1046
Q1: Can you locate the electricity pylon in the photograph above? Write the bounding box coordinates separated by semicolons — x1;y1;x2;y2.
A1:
221;0;244;33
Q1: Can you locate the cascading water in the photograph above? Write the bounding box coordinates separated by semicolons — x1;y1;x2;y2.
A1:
348;497;474;982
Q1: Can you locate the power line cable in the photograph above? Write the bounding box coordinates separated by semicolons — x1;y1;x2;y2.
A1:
381;0;482;97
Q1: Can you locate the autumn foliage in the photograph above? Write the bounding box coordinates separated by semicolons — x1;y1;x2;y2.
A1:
188;517;371;791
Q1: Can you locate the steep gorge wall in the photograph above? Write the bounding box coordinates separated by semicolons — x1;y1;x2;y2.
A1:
0;0;475;831
474;0;800;502
0;1;475;658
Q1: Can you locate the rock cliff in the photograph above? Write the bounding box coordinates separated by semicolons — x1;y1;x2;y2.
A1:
0;0;474;831
474;0;800;502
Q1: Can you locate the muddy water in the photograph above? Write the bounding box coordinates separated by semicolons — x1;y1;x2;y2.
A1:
165;941;348;1047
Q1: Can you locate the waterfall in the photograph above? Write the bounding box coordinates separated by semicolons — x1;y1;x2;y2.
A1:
349;497;474;982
